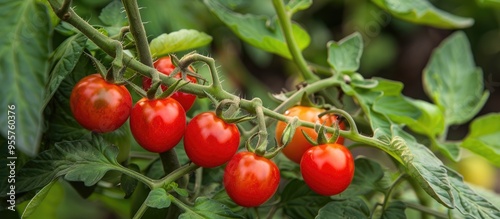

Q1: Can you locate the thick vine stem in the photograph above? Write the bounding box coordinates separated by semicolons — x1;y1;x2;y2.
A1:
113;165;156;189
272;0;318;82
121;0;153;68
159;163;200;188
51;0;72;20
132;200;149;219
382;174;406;210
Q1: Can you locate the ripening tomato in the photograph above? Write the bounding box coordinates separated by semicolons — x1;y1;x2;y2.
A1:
275;106;345;163
184;112;240;168
130;97;186;153
300;143;354;196
223;152;280;207
70;74;132;133
142;56;197;111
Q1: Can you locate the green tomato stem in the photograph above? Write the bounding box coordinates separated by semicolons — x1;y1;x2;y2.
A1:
159;163;200;188
253;98;269;156
179;53;223;89
404;202;449;219
121;0;154;69
52;0;72;20
271;0;318;82
169;194;196;215
159;150;184;185
132;199;149;219
382;173;406;210
113;165;156;189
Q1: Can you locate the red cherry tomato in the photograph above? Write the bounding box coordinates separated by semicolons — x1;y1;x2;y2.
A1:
142;56;197;111
275;106;345;163
184;112;240;168
130;97;186;153
223;152;280;207
70;74;132;133
300;143;354;196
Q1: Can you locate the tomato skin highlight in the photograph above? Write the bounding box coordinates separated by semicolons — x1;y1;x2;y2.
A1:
142;56;197;111
70;74;132;133
184;112;240;168
223;152;280;207
275;106;345;163
130;97;186;153
300;143;354;196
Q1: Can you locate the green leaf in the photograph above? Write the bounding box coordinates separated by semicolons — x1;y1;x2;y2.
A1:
467;184;500;210
316;198;370;219
380;201;406;219
327;32;363;73
390;128;453;208
98;0;127;37
145;188;171;209
340;78;404;139
280;179;331;218
179;197;243;219
461;113;500;167
43;33;87;109
0;136;120;194
371;0;474;29
121;163;140;199
166;182;189;197
423;31;489;125
476;0;500;7
286;0;312;15
433;141;460;162
204;0;310;59
150;29;213;57
446;168;500;219
21;180;57;219
99;0;127;27
372;96;422;126
0;0;52;156
342;158;387;197
405;99;445;137
18;180;64;219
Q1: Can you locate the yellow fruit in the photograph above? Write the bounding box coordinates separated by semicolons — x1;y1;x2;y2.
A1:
457;155;497;189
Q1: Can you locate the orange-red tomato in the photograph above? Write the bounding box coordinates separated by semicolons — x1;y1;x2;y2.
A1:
275;106;344;163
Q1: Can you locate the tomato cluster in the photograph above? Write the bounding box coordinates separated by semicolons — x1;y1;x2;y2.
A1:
70;67;354;207
276;106;354;196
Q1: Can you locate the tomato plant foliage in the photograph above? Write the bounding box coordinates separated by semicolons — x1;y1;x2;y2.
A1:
1;0;500;218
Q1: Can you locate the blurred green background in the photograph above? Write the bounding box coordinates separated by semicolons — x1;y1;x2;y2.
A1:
14;0;499;218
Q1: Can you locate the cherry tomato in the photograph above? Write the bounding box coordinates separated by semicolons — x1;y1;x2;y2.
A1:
184;112;240;168
300;143;354;196
130;97;186;153
275;106;345;163
142;56;197;111
70;74;132;133
223;152;280;207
